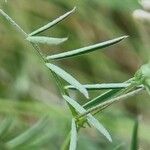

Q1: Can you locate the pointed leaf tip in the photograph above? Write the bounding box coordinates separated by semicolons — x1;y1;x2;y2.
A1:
123;35;129;39
29;7;76;36
46;35;128;61
87;115;112;142
71;6;76;13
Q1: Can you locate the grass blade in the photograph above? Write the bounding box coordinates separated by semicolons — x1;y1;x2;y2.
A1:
26;36;68;45
69;119;77;150
63;95;112;142
65;83;130;91
6;117;49;149
0;118;12;137
29;7;76;36
131;119;139;150
46;63;89;98
46;36;128;60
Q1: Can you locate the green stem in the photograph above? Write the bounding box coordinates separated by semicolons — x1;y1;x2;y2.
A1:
0;9;27;37
77;87;144;119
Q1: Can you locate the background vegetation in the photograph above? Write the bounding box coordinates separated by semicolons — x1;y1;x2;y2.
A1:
0;0;149;149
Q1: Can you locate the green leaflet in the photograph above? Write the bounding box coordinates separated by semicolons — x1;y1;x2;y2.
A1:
83;89;121;109
65;83;130;91
6;117;49;149
26;36;68;45
69;119;77;150
63;95;112;142
79;88;144;119
46;36;128;60
46;63;89;98
86;115;112;142
131;119;139;150
29;7;76;36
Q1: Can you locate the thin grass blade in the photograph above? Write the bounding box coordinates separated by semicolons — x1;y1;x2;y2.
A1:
0;118;12;137
6;117;49;149
26;36;68;45
46;63;89;98
46;36;128;60
131;119;139;150
29;7;76;36
69;119;77;150
63;95;112;142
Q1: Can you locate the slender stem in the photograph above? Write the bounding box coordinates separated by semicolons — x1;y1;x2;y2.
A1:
77;87;144;119
0;9;46;61
83;78;135;109
31;43;46;62
0;9;27;37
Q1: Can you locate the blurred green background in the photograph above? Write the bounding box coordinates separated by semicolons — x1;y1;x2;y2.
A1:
0;0;150;149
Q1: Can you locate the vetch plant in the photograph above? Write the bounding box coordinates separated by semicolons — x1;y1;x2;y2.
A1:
0;6;149;150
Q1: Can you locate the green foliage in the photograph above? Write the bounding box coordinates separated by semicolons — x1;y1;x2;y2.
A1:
65;83;130;91
46;63;88;98
0;117;51;150
6;117;49;149
63;95;112;142
46;36;128;60
26;36;68;46
69;119;77;150
130;119;139;150
29;7;76;36
0;118;12;138
0;1;149;149
83;89;121;109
